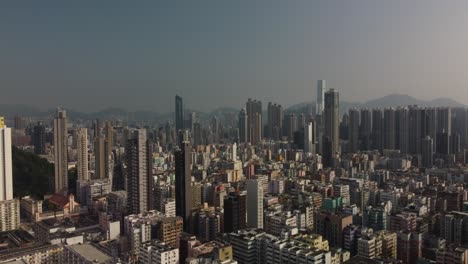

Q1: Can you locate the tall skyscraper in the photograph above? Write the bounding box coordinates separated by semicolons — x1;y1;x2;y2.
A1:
284;113;297;141
437;107;452;135
304;121;316;154
33;121;46;155
238;108;248;144
421;107;437;152
246;179;263;229
0;117;13;201
359;109;372;151
383;108;396;150
267;102;283;140
175;95;184;133
76;128;89;181
408;106;422;155
94;131;106;179
126;129;153;215
104;121;114;181
316;80;326;115
246;99;262;144
53;109;68;194
396;107;409;154
0;117;20;232
324;89;340;156
175;141;193;233
193;122;202;146
348;108;360;153
372;109;384;152
421;136;433;168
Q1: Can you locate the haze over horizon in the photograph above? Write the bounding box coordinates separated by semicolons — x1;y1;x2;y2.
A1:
2;1;468;112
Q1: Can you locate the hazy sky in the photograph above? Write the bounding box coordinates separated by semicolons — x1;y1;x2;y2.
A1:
1;1;468;112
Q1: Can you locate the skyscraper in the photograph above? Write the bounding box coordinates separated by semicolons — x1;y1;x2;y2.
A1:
246;99;262;144
304;121;316;154
76;128;89;181
408;106;422;155
175;95;184;133
246;179;263;229
316;80;326;115
360;109;372;151
0;117;20;232
0;117;13;202
396;107;409;154
348;108;360;153
267;102;283;140
383;108;396;150
126;129;153;214
33;121;46;155
238;108;248;144
175;141;193;233
437;107;452;135
224;191;247;233
372;109;384;152
94;131;106;179
324;89;340;156
53;109;68;194
421;136;433;168
284;113;297;141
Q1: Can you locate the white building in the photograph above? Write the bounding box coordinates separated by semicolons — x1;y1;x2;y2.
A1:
0;118;19;231
139;240;179;264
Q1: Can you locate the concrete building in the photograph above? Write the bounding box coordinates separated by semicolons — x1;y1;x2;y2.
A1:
53;109;68;194
175;141;193;233
139;240;179;264
126;129;153;215
324;89;340;157
63;243;113;264
76;128;89;181
316;80;326;115
0;118;19;231
246;179;263;229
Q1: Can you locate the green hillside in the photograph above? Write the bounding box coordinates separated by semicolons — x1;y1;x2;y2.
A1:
12;146;53;198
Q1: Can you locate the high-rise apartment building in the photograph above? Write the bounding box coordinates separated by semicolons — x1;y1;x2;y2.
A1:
348;108;360;153
33;121;46;155
304;121;316;154
53;109;68;194
422;136;434;168
246;179;263;229
396;107;410;154
76;128;89;181
238;108;248;144
246;99;262;144
267;102;283;140
175;142;193;233
383;108;396;150
324;89;340;156
94;131;106;179
372;109;384;152
0;117;20;232
360;109;372;151
126;129;153;214
224;191;247;233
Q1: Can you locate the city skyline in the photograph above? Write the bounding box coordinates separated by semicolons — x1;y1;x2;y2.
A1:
3;1;468;112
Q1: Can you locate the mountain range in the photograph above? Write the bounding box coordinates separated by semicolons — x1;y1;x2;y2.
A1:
0;94;466;122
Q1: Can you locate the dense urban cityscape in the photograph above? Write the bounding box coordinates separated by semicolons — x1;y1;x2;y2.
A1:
1;80;468;264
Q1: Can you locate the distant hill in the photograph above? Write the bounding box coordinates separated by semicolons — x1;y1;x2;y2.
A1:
1;94;466;121
285;94;467;115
